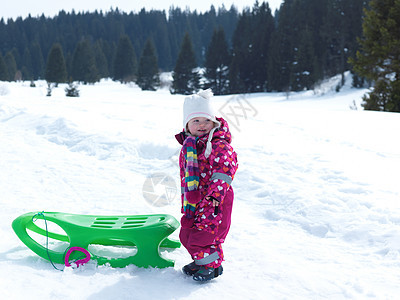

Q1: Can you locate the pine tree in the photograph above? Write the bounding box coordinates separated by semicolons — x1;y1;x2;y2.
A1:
93;40;109;79
229;2;275;93
171;32;200;95
266;31;283;92
250;2;275;92
137;38;160;91
4;51;17;81
22;47;33;80
45;43;68;85
291;28;316;91
30;42;45;80
100;40;115;77
270;0;324;92
71;39;99;84
0;53;9;81
322;0;353;88
203;27;230;95
350;0;400;112
113;35;137;83
11;48;21;72
229;12;253;93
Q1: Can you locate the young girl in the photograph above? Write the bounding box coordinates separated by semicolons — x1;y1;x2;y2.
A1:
175;89;238;281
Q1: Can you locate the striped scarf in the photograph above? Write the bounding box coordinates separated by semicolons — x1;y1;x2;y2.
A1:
183;136;200;218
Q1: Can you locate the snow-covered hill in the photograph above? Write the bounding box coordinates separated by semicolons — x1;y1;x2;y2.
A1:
1;75;399;299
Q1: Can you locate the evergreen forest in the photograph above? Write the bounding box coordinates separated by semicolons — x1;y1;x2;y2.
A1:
0;0;370;95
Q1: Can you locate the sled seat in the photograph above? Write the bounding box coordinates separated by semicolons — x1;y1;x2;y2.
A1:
12;211;181;268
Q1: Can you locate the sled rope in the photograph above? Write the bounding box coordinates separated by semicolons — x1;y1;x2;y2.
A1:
32;211;64;271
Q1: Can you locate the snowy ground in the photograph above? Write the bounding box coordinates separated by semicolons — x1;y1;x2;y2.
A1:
1;74;400;299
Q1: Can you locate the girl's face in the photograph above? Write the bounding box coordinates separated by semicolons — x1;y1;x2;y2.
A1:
187;117;215;137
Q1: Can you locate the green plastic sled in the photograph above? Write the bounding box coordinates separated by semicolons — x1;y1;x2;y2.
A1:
12;211;181;268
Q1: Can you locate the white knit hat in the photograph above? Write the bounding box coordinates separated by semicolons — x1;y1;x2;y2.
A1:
183;89;220;158
183;89;220;129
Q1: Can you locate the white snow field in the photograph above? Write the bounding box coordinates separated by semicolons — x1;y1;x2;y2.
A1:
0;73;399;299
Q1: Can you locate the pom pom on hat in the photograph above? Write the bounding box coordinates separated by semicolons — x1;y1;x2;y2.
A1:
197;88;213;100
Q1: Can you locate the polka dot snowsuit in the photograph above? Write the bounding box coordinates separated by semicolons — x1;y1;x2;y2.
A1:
176;117;238;268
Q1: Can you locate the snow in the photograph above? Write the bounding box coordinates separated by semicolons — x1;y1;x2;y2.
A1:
1;73;400;299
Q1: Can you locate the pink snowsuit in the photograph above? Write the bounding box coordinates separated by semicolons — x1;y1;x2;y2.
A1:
175;117;238;268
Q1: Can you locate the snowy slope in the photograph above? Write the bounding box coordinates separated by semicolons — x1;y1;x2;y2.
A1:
0;75;399;299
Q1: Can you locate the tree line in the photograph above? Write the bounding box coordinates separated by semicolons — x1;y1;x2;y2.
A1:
350;0;400;112
0;1;370;95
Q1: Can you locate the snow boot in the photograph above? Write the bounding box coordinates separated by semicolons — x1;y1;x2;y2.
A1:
182;261;200;276
192;265;223;281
